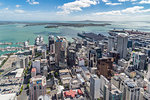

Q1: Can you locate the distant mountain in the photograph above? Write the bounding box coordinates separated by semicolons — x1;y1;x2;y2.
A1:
74;20;113;23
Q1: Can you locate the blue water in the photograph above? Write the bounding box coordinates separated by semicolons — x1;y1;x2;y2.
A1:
0;21;150;55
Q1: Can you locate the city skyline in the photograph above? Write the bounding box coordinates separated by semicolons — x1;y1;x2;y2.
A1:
0;0;149;21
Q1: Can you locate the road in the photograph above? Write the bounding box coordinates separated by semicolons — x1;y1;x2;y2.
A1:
17;69;30;100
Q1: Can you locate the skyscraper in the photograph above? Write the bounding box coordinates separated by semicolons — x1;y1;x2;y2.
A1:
29;75;46;100
48;35;55;54
90;74;101;100
117;33;128;58
97;57;113;80
55;36;68;66
108;36;115;52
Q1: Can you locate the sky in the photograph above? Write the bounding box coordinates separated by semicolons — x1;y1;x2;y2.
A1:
0;0;150;21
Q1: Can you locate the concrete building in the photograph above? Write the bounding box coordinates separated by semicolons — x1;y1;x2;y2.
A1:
55;36;68;66
0;93;17;100
42;49;46;59
111;74;141;100
108;36;115;52
48;35;55;54
43;66;48;77
95;47;102;59
16;56;29;68
67;49;76;67
88;49;97;68
132;52;147;70
29;75;46;100
31;68;36;77
97;57;113;80
103;84;122;100
118;59;128;68
109;51;120;63
32;60;41;74
100;75;109;97
117;33;128;58
90;74;100;100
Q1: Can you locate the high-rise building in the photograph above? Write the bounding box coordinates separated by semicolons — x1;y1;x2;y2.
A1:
132;52;147;70
42;49;46;59
29;75;46;100
109;51;120;63
90;74;101;100
67;49;76;67
88;49;97;68
111;74;141;100
103;84;122;100
108;36;115;52
48;35;55;54
32;60;41;74
31;68;36;77
117;33;128;58
55;36;68;66
95;47;102;59
97;57;113;80
121;80;140;100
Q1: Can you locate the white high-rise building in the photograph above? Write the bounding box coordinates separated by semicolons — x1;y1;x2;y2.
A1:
90;74;101;100
108;36;115;52
117;33;128;58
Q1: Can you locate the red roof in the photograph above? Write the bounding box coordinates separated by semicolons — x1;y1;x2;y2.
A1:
31;68;36;72
77;89;83;95
64;90;77;98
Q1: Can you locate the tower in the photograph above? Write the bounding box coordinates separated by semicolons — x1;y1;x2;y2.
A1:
117;33;128;58
48;35;55;54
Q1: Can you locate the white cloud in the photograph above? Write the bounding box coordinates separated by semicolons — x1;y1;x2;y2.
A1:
106;2;122;5
57;0;99;15
5;8;9;10
102;0;109;2
118;0;129;2
94;10;121;15
16;5;21;8
118;0;136;2
26;0;39;5
139;0;150;4
14;9;25;13
0;8;149;21
102;0;122;6
94;6;150;15
122;6;143;13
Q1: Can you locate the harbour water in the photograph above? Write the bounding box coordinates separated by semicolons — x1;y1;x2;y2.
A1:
0;21;150;55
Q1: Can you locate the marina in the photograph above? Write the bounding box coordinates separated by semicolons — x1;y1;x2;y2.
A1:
0;42;13;45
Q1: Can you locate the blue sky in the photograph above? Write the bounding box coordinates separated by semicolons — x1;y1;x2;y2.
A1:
0;0;150;21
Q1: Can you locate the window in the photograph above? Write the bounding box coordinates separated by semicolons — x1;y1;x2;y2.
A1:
34;86;36;90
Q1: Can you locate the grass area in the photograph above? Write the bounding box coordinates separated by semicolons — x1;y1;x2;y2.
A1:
47;91;50;94
27;83;29;89
35;52;42;58
20;85;24;94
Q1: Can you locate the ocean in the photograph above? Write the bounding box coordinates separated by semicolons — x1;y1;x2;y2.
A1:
0;21;150;55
